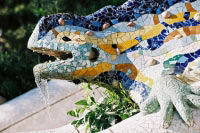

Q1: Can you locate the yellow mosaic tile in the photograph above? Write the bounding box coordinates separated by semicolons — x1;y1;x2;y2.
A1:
111;33;118;39
135;72;153;87
118;39;139;52
98;44;116;55
117;38;124;44
166;52;172;58
117;32;126;38
189;12;197;19
63;31;70;36
142;24;165;40
73;62;112;77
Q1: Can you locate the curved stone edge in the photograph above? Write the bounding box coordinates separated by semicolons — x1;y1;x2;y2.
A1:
0;80;82;132
25;109;200;133
19;125;79;133
101;109;200;133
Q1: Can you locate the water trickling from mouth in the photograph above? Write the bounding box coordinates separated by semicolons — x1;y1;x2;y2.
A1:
35;76;52;120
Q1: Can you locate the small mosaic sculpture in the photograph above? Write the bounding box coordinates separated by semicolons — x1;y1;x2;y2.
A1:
28;0;200;131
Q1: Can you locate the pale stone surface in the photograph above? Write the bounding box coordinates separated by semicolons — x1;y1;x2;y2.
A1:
0;80;82;132
26;109;200;133
102;109;200;133
0;80;103;133
20;125;78;133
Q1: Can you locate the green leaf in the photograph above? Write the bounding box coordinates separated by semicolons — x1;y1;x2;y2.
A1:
75;100;88;106
67;110;77;117
71;119;84;128
71;120;78;125
120;114;129;120
88;84;93;90
90;97;96;103
79;108;86;114
86;123;90;131
88;96;96;105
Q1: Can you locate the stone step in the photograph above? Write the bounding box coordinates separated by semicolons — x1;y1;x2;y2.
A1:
0;80;103;133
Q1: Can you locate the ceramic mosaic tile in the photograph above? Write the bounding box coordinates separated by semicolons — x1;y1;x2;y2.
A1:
28;0;200;131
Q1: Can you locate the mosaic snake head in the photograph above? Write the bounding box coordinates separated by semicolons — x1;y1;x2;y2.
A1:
28;23;108;82
27;17;147;87
28;12;157;107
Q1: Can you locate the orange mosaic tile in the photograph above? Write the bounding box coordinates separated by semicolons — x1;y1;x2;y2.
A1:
153;14;160;25
183;26;191;36
74;30;81;35
73;62;112;77
52;29;58;37
195;26;200;34
189;25;200;34
164;30;180;42
169;30;180;37
115;64;138;80
190;26;197;34
98;44;116;55
185;3;196;12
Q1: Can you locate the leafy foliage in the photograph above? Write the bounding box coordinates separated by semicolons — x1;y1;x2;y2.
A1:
67;84;139;133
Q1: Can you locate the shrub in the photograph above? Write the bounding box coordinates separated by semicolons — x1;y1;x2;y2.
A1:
67;84;139;133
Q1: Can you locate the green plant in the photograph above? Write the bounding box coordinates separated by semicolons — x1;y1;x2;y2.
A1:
67;83;139;133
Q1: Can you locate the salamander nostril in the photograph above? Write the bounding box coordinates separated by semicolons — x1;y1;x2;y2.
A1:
112;44;117;48
60;52;73;60
88;47;99;62
62;36;71;42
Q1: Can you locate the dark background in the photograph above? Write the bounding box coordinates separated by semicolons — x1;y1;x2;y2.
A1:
0;0;126;100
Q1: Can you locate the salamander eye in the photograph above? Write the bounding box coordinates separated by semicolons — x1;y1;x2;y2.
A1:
62;36;71;42
88;47;99;62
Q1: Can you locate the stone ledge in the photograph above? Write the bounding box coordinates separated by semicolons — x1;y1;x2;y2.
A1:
102;109;200;133
29;109;200;133
0;80;83;132
20;125;79;133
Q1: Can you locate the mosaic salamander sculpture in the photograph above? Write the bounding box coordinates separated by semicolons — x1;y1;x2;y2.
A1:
28;0;200;131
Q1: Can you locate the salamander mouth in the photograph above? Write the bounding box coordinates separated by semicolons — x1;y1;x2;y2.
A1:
30;47;73;60
31;46;100;62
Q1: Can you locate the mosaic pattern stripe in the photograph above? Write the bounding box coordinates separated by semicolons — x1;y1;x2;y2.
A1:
38;0;197;40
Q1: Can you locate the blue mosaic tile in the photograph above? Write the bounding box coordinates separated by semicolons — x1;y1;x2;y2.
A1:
37;0;199;40
124;18;200;53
